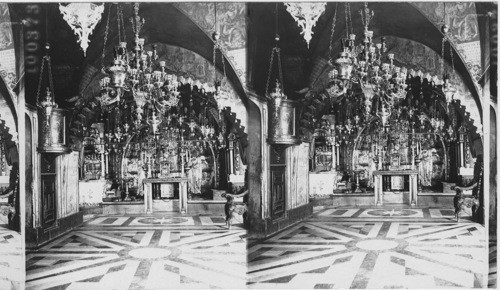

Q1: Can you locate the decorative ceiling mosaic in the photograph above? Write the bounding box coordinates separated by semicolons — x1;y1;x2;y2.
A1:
412;2;482;82
174;2;247;85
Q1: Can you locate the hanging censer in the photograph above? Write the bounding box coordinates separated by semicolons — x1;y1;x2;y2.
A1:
37;43;70;154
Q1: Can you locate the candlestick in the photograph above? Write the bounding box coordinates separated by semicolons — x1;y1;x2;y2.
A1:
336;144;340;166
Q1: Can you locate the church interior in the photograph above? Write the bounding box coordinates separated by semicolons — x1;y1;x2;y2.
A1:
0;1;497;289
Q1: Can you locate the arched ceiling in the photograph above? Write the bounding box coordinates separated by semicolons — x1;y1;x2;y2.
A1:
0;75;18;146
6;3;248;110
81;3;248;109
248;2;483;121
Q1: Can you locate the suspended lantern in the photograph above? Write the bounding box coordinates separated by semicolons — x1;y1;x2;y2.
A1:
335;51;353;80
264;21;299;145
37;44;70;154
107;43;128;89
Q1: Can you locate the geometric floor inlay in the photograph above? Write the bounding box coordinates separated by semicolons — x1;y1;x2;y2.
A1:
248;219;487;288
313;207;473;222
248;206;487;289
26;209;488;289
26;214;246;290
0;224;23;290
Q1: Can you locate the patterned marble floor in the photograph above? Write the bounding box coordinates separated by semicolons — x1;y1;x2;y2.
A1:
311;206;473;222
489;239;497;288
26;214;247;290
0;206;23;290
248;207;487;289
26;209;489;289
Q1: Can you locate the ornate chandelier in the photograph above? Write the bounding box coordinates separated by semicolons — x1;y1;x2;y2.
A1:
320;2;462;164
327;2;457;128
59;3;104;56
284;2;326;48
337;3;408;114
101;3;181;117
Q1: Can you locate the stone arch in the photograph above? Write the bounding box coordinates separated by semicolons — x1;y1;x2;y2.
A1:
0;75;18;148
79;3;248;108
308;2;482;121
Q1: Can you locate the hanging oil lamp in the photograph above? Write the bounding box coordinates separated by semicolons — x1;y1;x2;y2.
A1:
36;43;70;154
265;4;299;146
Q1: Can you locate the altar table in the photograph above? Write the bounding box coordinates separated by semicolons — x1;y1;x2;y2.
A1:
373;170;418;206
143;177;189;214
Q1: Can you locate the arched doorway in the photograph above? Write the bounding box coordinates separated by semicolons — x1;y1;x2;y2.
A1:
0;75;19;231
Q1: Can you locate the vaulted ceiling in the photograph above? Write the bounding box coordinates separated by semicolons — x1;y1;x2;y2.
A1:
9;3;247;109
247;2;486;116
9;2;496;121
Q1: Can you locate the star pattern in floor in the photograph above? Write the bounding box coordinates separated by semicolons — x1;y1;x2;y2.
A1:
248;208;487;289
26;209;489;289
26;214;246;289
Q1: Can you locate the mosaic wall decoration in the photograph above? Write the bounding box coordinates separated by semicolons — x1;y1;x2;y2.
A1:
412;2;482;81
385;36;481;131
153;43;248;132
175;2;247;85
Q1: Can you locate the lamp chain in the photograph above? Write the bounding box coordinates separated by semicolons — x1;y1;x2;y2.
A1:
213;39;217;80
215;2;218;32
328;3;338;63
212;3;226;84
450;40;454;73
275;3;278;37
36;51;55;104
36;56;45;104
345;3;349;38
265;3;284;95
117;4;122;43
265;47;275;94
441;36;445;76
48;55;54;97
277;48;284;89
120;5;126;43
101;3;111;71
347;3;352;36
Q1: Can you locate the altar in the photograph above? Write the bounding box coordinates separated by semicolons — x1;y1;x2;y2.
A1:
373;170;418;206
143;177;189;214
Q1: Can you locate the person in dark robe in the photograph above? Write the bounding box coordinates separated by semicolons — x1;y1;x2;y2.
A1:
453;155;483;222
0;141;19;231
0;162;19;231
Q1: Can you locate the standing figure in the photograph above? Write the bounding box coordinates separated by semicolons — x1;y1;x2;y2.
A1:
188;156;202;195
0;162;19;231
453;155;483;222
137;162;147;198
